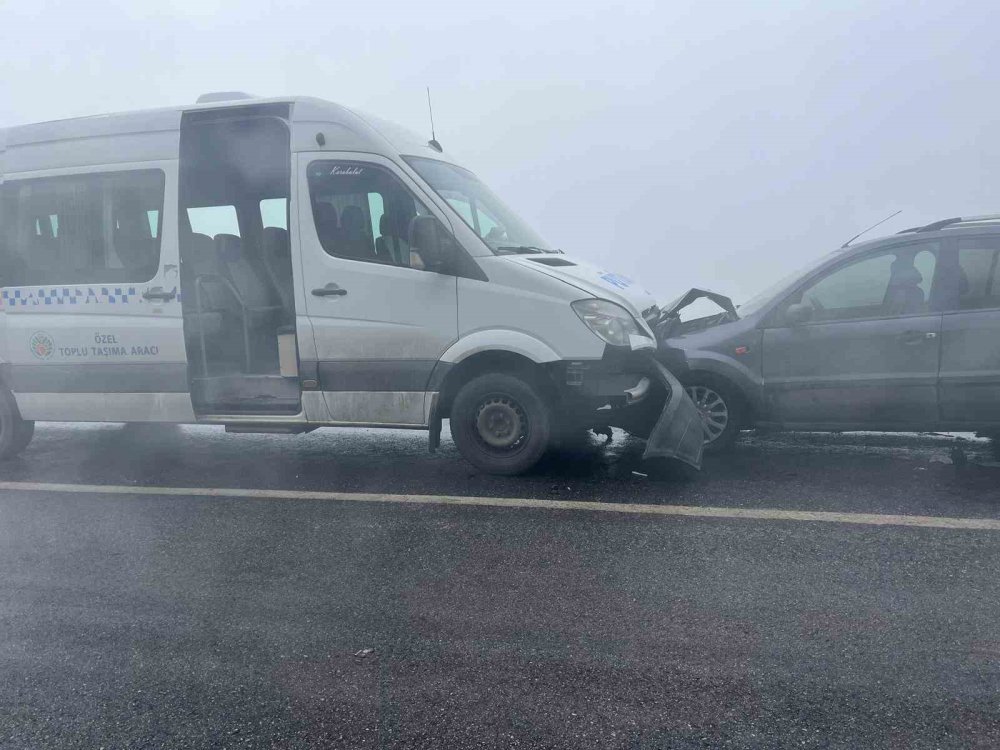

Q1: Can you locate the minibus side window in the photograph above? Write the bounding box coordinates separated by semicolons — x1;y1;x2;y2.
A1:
260;198;287;230
187;205;240;238
367;193;384;243
307;161;439;270
2;169;164;286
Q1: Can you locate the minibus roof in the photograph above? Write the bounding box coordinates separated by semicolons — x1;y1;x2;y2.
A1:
0;95;452;174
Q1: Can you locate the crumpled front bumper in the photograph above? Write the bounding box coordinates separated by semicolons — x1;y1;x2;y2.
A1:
551;351;704;470
640;357;704;469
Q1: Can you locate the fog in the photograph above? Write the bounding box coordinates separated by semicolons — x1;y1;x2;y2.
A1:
2;0;997;304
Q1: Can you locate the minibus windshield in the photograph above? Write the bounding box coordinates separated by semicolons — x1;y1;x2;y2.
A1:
404;157;555;254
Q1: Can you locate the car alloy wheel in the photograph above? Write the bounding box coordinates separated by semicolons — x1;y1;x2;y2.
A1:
685;384;729;444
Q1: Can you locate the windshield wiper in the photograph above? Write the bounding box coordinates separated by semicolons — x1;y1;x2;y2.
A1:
497;245;548;255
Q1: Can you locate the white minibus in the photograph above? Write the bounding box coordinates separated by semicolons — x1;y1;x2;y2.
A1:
0;93;703;474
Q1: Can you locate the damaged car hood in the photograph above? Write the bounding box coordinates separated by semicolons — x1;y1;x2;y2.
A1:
662;288;738;318
655;288;739;339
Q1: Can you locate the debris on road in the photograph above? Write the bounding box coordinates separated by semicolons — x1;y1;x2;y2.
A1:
354;648;375;658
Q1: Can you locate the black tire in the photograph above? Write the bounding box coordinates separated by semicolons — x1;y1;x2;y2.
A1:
449;372;552;475
0;389;34;460
684;375;743;454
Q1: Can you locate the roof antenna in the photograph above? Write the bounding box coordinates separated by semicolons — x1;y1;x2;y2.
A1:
841;210;902;248
426;87;443;153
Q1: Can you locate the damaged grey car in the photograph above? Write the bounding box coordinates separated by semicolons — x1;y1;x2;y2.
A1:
654;215;1000;452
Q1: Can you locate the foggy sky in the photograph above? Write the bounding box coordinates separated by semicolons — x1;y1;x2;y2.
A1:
2;0;997;304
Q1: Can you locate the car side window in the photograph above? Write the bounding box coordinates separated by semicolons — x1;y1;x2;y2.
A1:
934;236;1000;311
307;161;439;271
782;243;938;324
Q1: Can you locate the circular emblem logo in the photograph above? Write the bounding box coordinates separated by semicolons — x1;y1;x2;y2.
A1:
29;331;54;360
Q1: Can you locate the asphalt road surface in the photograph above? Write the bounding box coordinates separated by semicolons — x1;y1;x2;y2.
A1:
2;424;999;749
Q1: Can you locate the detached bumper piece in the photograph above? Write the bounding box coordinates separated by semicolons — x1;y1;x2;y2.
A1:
640;358;704;469
551;352;704;470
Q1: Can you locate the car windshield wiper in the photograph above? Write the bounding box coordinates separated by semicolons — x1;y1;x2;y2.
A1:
496;245;549;255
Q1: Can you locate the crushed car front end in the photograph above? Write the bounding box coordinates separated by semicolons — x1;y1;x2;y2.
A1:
546;343;705;469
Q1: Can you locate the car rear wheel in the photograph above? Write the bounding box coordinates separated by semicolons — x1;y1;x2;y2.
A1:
450;372;552;475
685;377;742;454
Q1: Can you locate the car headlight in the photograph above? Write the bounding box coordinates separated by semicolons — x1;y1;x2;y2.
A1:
571;299;646;347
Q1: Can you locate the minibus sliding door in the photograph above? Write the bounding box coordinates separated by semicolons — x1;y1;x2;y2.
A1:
178;105;301;415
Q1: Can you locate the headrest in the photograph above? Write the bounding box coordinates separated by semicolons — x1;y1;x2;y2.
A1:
889;266;924;286
340;205;366;233
189;233;214;252
385;206;415;237
313;202;339;228
215;233;243;263
379;213;391;236
262;226;288;254
186;233;219;275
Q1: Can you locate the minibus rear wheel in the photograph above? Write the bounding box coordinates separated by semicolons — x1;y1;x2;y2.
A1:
0;389;34;460
450;372;552;476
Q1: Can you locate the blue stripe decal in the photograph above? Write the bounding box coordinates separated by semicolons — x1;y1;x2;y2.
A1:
0;286;172;307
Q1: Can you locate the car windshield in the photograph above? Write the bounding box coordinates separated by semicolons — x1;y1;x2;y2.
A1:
404;156;555;254
737;248;844;316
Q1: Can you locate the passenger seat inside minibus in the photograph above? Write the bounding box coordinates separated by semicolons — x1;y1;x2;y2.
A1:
261;227;294;312
339;205;376;260
214;233;284;372
181;232;244;375
112;199;158;279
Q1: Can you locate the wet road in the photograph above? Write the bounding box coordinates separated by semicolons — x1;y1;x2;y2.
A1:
1;425;999;748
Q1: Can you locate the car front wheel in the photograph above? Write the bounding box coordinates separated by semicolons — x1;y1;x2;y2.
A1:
449;372;552;476
685;377;742;454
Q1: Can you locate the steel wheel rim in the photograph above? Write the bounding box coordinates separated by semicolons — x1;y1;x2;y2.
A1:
685;385;729;443
474;395;529;453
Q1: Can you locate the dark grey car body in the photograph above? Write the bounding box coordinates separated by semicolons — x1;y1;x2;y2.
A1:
656;218;1000;434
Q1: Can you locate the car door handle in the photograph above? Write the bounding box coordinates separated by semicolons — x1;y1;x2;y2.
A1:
898;330;937;345
311;283;348;297
142;286;176;302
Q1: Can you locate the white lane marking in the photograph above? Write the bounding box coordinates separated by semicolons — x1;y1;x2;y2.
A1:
0;480;998;531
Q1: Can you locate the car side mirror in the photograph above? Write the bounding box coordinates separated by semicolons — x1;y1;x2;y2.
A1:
784;302;813;326
408;215;455;274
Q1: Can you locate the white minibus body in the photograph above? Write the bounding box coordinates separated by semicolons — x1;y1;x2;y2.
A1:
0;94;703;474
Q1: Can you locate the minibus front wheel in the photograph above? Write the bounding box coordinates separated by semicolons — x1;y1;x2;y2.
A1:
449;372;552;476
0;389;34;460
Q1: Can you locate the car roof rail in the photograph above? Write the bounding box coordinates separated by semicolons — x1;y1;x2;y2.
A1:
897;214;1000;234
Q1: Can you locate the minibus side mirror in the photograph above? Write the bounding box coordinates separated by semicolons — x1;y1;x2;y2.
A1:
409;215;456;274
784;302;813;326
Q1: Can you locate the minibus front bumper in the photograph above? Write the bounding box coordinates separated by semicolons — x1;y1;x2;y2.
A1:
551;352;704;469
